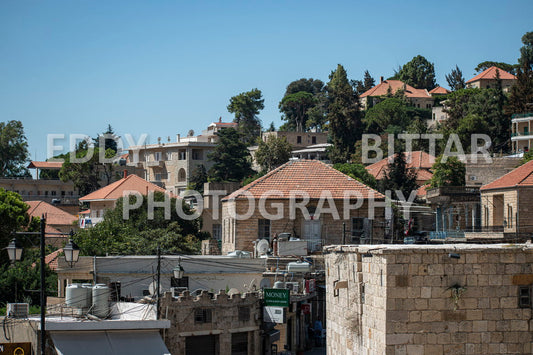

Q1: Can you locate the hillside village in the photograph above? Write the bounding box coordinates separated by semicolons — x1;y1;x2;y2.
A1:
1;29;533;355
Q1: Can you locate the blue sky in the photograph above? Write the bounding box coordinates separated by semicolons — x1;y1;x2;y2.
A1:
1;0;532;161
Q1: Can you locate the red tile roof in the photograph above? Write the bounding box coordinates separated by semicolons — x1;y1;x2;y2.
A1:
32;248;63;271
223;160;384;201
27;161;63;169
466;66;517;84
360;80;431;99
429;86;450;95
26;200;78;226
79;174;168;201
481;159;533;191
416;184;430;197
365;151;436;180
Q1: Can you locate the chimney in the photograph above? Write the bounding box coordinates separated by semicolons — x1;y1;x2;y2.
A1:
219;116;222;123
123;170;128;179
380;76;384;84
177;134;181;142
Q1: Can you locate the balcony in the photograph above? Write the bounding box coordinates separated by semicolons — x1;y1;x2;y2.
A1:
146;160;165;167
426;186;480;204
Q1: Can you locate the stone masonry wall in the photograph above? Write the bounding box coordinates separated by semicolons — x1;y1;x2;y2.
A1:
325;244;533;355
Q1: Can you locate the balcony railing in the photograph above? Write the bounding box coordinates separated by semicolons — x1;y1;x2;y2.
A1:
429;231;465;239
511;112;533;119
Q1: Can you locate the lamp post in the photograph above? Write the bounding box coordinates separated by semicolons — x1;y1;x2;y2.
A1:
6;216;80;355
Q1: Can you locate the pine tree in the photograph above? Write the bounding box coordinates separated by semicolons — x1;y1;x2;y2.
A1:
445;65;466;91
380;150;418;199
208;128;253;182
326;64;363;163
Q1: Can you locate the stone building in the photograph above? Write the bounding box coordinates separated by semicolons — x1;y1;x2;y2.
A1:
466;66;517;92
221;160;387;255
359;77;434;110
480;159;533;237
511;112;533;153
261;131;328;150
325;244;533;355
160;290;261;355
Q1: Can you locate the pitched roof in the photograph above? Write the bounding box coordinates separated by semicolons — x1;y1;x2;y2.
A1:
26;200;78;226
360;80;431;99
429;86;450;95
79;174;168;201
365;151;436;180
27;161;63;169
466;66;517;84
223;160;384;201
32;248;63;271
480;159;533;191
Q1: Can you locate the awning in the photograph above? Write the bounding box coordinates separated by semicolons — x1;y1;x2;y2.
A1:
50;330;170;355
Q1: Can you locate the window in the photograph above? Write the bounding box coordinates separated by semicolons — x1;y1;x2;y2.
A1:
297;136;302;144
238;306;250;321
508;205;513;228
154;152;161;161
312;136;316;144
258;219;270;240
178;150;186;160
212;224;222;240
195;308;212;324
519;286;531;308
352;217;364;241
166;152;172;161
51;191;57;196
192;149;203;160
178;168;187;182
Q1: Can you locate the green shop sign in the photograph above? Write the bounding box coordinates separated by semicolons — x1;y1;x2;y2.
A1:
264;288;290;307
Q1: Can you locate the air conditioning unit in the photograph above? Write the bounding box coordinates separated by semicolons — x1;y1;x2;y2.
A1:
171;287;188;298
285;282;299;293
7;303;29;318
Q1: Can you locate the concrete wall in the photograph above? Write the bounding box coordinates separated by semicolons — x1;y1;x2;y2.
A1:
325;244;533;355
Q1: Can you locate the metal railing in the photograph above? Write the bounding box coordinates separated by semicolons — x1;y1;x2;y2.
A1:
429;231;466;240
511;112;533;119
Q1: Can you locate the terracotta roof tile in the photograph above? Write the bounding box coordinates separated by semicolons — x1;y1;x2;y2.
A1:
79;174;168;201
360;80;431;99
429;86;450;95
366;151;436;181
466;66;517;84
26;201;78;226
27;161;63;169
481;159;533;190
223;160;384;200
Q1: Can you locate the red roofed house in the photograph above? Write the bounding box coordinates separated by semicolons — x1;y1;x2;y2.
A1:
466;66;517;92
360;77;434;110
26;200;78;246
365;151;436;185
79;172;168;227
429;86;450;96
220;160;387;254
480;159;533;236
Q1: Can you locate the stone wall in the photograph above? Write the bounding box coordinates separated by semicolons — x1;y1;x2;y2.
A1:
482;187;533;235
160;290;261;355
325;244;533;355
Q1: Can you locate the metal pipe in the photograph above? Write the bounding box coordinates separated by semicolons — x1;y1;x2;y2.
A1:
156;246;161;320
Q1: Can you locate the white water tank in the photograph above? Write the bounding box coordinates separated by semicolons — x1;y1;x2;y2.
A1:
273;281;285;289
92;284;110;318
287;261;311;273
66;283;90;308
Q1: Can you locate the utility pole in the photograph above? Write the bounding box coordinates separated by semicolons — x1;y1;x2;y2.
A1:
156;246;161;320
342;223;346;244
40;216;46;355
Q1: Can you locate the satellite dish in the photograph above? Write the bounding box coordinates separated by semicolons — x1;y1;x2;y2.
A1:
148;281;163;296
227;288;240;296
259;278;271;289
256;239;269;256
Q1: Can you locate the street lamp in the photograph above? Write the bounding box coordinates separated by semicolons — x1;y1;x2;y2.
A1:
6;216;80;355
173;258;184;279
6;238;23;263
63;239;80;267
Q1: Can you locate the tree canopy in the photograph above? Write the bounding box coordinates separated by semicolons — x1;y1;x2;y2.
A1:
429;156;466;188
73;192;202;256
445;65;466;91
519;31;533;70
227;88;264;146
255;135;292;172
475;61;517;75
0;188;30;264
279;78;326;132
333;163;377;189
326;64;363;163
279;91;315;132
397;55;437;90
352;70;376;95
0;120;30;178
379;150;419;200
208;128;253;182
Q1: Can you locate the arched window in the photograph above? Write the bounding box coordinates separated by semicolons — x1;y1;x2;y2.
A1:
178;168;186;182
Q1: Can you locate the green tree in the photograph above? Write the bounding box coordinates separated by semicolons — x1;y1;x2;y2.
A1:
279;78;325;132
445;65;466;91
519;31;533;70
227;88;264;146
475;61;517;75
255;135;292;172
326;64;363;163
0;189;30;264
352;70;376;95
59;141;101;196
333;163;377;189
364;98;411;134
429;156;466;187
208;128;253;182
0;121;30;177
397;55;437;90
380;150;419;199
506;63;533;115
73;192;201;256
188;164;208;194
279;91;315;132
